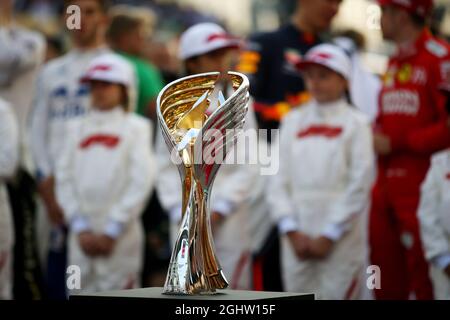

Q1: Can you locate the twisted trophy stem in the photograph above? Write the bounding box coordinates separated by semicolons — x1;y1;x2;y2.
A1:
163;176;227;295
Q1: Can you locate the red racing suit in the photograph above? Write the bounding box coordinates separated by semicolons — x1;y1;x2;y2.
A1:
370;29;450;300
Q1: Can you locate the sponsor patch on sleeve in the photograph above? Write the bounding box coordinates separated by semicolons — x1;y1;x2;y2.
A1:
426;40;448;58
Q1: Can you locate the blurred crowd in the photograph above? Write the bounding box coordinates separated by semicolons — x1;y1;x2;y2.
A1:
0;0;450;300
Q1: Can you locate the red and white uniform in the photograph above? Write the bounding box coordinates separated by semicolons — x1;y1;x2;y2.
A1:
29;47;112;274
30;47;110;181
0;98;19;299
268;98;375;299
56;107;155;294
418;149;450;300
369;29;450;299
55;54;153;294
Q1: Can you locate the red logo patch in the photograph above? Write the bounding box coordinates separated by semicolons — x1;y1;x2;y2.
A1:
88;64;112;72
79;134;120;149
297;125;343;139
446;173;450;180
83;64;112;81
207;33;236;43
309;52;332;60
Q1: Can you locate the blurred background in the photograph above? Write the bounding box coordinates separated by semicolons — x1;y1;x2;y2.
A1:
11;0;450;77
4;0;450;299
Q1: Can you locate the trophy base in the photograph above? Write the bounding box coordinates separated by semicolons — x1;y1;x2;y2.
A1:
163;268;228;295
70;287;314;301
162;289;219;296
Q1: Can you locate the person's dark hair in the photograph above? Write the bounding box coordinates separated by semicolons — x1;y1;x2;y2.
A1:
410;13;427;28
183;57;199;76
106;14;142;44
183;47;234;76
442;89;450;114
334;29;366;50
46;35;65;56
89;81;130;111
63;0;111;13
345;89;353;106
120;85;130;112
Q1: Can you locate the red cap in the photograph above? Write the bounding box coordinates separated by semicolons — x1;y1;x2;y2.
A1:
377;0;433;18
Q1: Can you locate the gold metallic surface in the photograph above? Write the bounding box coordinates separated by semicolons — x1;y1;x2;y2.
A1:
157;71;249;295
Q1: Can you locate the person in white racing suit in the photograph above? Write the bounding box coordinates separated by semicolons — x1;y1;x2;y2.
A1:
267;44;375;299
155;23;261;289
418;149;450;300
30;0;111;223
29;0;111;297
55;53;155;294
0;98;19;299
418;85;450;300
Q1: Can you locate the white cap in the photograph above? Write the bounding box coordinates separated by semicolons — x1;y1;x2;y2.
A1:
297;44;352;81
178;23;241;60
81;53;134;88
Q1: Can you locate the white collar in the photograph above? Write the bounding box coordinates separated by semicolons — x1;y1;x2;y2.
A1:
311;98;347;118
70;45;109;57
89;106;124;119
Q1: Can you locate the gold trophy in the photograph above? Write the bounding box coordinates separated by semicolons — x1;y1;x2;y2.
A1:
157;71;249;295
